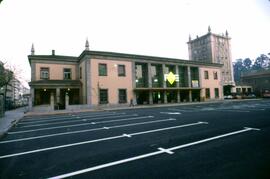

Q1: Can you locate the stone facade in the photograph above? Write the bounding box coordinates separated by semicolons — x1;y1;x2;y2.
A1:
187;27;235;91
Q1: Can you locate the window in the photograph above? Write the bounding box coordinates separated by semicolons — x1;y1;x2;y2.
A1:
205;88;210;99
215;88;219;98
213;71;218;80
79;67;82;79
118;89;127;103
118;65;126;76
204;71;209;79
63;68;71;80
99;64;107;76
40;67;49;79
99;89;108;104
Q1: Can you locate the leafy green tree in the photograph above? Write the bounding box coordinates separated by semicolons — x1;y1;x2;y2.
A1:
0;61;14;111
243;58;252;71
0;62;14;88
252;54;269;70
233;59;244;83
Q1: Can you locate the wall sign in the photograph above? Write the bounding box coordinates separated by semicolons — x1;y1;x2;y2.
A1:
164;72;179;85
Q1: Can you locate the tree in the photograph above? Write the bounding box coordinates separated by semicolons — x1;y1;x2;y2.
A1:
243;58;252;71
0;61;14;111
233;59;244;83
252;54;269;70
0;62;14;88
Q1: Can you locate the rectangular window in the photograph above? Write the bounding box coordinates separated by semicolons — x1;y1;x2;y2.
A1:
205;88;210;99
213;72;218;80
118;89;127;103
99;64;107;76
99;89;108;104
79;67;82;79
215;88;219;98
40;67;49;79
118;65;126;76
63;68;71;80
204;71;209;79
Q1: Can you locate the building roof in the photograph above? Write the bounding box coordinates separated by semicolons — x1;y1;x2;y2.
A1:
187;32;231;44
242;70;270;78
80;50;223;67
28;49;223;67
28;55;78;65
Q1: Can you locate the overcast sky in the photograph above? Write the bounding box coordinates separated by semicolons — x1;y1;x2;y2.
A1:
0;0;269;87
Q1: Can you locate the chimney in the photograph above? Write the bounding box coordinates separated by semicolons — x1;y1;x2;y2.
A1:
52;50;55;56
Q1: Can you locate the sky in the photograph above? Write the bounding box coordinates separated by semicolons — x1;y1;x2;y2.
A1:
0;0;270;87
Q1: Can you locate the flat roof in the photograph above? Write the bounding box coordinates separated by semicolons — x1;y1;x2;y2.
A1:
28;50;223;67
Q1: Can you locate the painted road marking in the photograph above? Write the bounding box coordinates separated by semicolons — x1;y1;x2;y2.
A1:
17;114;136;128
129;122;208;136
8;115;149;134
0;121;205;159
160;112;181;115
123;134;132;138
20;112;118;123
91;116;153;124
216;109;250;113
47;127;260;179
19;112;122;125
158;147;174;154
168;108;192;112
1;118;175;144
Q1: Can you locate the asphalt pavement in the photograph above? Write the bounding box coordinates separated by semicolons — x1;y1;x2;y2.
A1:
0;99;269;179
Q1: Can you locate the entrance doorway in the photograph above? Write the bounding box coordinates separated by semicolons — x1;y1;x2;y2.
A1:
136;91;149;105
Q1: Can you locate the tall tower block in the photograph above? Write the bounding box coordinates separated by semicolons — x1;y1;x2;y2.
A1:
187;27;235;94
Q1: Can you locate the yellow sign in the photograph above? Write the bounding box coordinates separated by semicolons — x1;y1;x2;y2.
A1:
164;72;179;85
167;72;176;85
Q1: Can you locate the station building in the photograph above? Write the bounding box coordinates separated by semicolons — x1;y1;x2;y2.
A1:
28;41;223;111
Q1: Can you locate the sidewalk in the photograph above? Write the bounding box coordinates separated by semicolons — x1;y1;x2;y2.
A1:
0;107;26;139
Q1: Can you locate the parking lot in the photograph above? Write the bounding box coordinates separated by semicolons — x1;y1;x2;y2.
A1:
0;99;270;179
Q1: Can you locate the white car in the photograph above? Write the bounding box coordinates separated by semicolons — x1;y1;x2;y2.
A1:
224;95;233;99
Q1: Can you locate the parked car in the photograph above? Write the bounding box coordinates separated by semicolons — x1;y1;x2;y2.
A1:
231;93;242;99
262;92;270;98
224;95;233;99
242;94;256;99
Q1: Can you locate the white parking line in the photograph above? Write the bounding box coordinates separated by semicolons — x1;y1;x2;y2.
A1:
216;109;250;113
0;121;206;159
21;112;118;122
168;108;192;112
0;118;176;144
19;113;123;125
160;112;181;115
18;114;137;128
92;116;153;124
8;116;152;134
47;127;260;179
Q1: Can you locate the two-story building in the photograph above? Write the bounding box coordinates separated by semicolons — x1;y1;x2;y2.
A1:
28;41;223;112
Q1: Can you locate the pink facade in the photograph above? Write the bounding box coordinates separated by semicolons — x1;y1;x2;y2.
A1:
35;63;77;80
28;48;224;111
200;67;223;100
90;59;133;105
